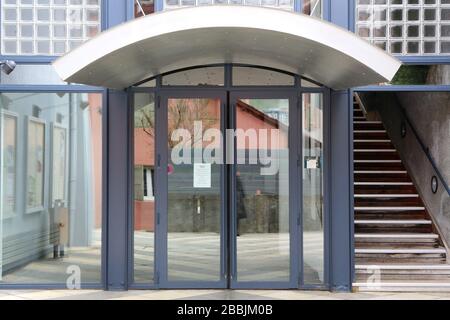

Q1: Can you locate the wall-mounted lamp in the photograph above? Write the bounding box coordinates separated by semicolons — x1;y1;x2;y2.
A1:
431;175;438;194
0;60;16;75
400;121;407;138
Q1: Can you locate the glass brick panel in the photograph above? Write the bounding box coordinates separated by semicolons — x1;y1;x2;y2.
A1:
1;0;101;55
356;0;450;55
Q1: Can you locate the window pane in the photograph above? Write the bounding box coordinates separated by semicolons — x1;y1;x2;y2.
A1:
235;98;290;282
162;67;225;86
133;93;155;284
167;98;222;282
303;0;323;18
233;67;295;86
135;0;155;17
303;93;324;285
0;92;103;285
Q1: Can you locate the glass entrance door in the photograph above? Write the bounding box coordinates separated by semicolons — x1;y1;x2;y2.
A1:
229;92;298;289
154;89;324;289
159;92;227;288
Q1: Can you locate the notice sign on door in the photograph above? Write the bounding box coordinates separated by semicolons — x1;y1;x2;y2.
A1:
193;163;212;188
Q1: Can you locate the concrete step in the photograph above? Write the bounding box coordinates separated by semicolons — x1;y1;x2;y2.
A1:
354;130;389;140
354;141;394;149
354;207;426;212
353;280;450;292
355;194;419;198
355;234;439;245
355;197;423;206
356;248;447;254
354;151;400;161
354;122;385;130
355;219;432;234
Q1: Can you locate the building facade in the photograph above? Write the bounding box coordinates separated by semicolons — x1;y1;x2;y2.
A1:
0;0;448;292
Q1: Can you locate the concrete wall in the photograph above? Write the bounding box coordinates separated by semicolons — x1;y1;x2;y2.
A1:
359;91;450;247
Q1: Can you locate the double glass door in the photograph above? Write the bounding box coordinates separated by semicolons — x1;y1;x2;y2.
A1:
132;89;326;289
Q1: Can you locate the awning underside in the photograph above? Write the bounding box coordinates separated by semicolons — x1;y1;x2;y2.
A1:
53;6;401;90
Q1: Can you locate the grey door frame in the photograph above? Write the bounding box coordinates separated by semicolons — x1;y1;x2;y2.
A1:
158;90;228;289
229;90;299;289
127;67;331;290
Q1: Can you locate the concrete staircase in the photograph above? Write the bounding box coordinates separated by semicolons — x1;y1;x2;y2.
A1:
352;97;450;292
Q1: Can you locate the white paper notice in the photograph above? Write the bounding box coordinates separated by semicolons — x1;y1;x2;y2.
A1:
193;163;211;188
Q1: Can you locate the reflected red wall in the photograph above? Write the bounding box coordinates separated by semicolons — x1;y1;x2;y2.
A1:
89;93;103;229
133;99;288;232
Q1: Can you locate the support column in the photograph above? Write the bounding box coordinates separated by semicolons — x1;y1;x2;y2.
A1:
330;90;353;292
105;90;129;290
104;1;131;290
328;0;353;292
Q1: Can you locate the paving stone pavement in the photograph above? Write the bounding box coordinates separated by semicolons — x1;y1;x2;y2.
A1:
1;290;450;300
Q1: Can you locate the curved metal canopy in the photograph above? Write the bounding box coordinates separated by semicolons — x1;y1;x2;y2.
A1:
53;6;401;90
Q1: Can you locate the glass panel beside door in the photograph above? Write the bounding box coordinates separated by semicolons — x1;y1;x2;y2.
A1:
302;93;325;286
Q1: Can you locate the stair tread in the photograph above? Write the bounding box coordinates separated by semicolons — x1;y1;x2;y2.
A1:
354;160;401;163
353;281;450;287
355;219;430;224
356;264;450;270
355;170;407;173
356;248;446;253
355;233;438;238
355;207;425;211
354;149;396;152
355;194;419;198
354;140;391;142
355;182;414;186
354;121;382;124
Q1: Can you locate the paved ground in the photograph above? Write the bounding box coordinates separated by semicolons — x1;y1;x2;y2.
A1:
1;289;450;300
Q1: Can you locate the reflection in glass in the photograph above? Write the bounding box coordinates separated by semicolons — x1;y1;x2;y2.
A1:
302;93;324;285
1;112;17;219
134;0;155;17
167;98;222;281
235;99;290;282
232;67;295;86
163;67;224;86
303;0;322;18
133;93;155;283
0;92;102;284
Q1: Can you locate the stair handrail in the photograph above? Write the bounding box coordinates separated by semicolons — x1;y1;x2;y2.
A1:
354;93;369;116
396;99;450;197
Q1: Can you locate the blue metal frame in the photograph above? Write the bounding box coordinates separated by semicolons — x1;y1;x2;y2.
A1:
127;64;332;290
229;90;298;290
158;89;228;289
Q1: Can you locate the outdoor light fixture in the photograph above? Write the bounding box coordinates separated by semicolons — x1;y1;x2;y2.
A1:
400;121;407;138
0;60;16;75
431;175;438;194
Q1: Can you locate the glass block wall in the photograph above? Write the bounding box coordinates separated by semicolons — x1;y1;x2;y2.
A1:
1;0;101;56
356;0;450;55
